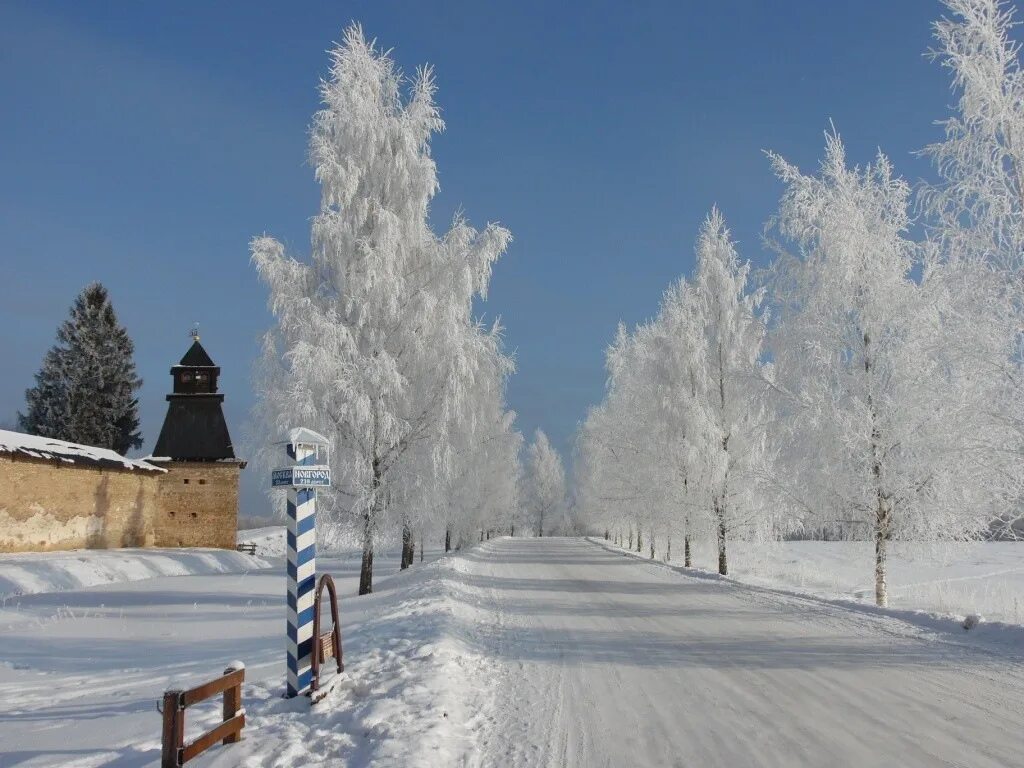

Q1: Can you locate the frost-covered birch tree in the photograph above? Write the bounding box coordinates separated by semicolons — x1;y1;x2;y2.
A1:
639;277;708;566
922;0;1024;536
252;25;511;594
767;132;1002;606
523;429;566;537
691;209;768;574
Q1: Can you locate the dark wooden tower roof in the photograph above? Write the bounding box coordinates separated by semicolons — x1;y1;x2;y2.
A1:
178;339;216;368
153;337;236;461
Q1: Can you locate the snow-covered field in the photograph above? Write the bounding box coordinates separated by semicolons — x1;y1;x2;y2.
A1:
1;536;1023;767
674;538;1024;626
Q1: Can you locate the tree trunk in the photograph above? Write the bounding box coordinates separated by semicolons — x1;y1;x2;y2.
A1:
666;535;671;562
865;328;889;608
486;529;491;540
875;497;890;607
604;529;609;540
480;529;484;542
419;534;424;563
359;509;374;595
875;527;888;607
400;519;413;570
359;459;382;595
684;534;692;568
649;535;655;559
445;526;451;553
716;506;728;576
510;524;515;538
628;528;633;550
636;529;642;553
538;511;544;538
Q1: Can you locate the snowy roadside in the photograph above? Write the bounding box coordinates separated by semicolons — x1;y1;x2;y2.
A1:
205;551;497;768
588;537;1024;653
0;546;271;600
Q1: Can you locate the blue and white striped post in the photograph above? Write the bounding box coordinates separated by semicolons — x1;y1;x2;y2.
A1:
272;428;331;699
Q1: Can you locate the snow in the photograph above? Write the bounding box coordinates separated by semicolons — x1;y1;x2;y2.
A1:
671;538;1024;627
237;526;288;559
0;428;163;472
283;427;330;447
0;547;270;599
465;539;1024;767
0;545;449;767
1;537;1023;767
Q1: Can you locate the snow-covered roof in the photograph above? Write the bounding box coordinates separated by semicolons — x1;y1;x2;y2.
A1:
0;430;165;472
279;427;330;447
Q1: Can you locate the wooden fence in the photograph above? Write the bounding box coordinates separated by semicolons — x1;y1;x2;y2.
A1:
160;663;245;767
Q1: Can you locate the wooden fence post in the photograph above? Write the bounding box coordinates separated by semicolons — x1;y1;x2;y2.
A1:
161;690;183;768
222;665;242;745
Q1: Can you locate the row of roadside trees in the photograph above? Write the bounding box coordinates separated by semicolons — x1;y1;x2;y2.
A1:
577;0;1024;606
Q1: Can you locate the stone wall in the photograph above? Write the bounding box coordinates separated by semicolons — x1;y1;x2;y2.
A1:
0;455;243;553
0;454;158;552
152;461;242;549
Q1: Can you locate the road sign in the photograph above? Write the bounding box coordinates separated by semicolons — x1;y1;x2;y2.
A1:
271;466;331;488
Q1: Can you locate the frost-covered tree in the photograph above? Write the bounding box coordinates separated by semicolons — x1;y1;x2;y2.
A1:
691;209;767;574
767;132;1004;606
576;211;767;573
644;276;716;567
425;322;521;550
925;0;1024;275
20;283;142;454
252;25;511;594
523;429;566;537
922;0;1024;537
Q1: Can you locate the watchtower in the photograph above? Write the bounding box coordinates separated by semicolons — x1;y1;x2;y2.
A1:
150;330;245;548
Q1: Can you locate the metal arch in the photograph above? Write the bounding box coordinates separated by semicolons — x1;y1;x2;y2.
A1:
310;573;344;694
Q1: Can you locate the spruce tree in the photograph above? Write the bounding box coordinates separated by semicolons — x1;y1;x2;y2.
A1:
19;283;143;454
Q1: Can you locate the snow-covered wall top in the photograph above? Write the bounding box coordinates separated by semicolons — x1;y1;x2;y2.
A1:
0;429;165;472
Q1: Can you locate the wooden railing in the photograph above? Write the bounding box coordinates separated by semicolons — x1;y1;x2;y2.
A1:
160;663;245;767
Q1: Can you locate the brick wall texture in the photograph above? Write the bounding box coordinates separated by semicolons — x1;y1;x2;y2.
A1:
0;455;241;552
153;462;241;549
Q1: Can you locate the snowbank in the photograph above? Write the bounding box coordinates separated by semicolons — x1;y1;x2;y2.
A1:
0;547;271;599
206;552;492;768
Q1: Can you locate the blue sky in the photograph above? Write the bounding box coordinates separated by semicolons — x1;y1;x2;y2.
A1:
0;0;953;517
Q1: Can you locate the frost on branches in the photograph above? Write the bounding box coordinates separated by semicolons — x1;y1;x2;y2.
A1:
923;0;1024;539
251;25;517;594
523;429;566;538
577;209;767;574
19;283;143;455
765;132;1010;606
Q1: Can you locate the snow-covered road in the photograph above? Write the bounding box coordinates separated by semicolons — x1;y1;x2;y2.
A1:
464;538;1024;768
2;537;1023;767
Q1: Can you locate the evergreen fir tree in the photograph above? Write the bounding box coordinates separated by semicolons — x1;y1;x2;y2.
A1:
18;283;143;454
